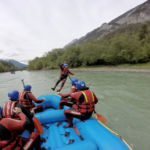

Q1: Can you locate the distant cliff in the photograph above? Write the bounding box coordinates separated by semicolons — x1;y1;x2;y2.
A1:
67;0;150;46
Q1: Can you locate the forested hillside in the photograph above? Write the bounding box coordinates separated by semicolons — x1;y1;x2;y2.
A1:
28;23;150;70
0;61;17;72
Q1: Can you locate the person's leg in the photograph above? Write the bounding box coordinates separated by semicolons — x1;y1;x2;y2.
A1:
57;79;67;92
64;109;82;128
51;77;61;91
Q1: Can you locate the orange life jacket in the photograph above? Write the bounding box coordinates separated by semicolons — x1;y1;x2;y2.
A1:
19;91;35;110
78;90;95;114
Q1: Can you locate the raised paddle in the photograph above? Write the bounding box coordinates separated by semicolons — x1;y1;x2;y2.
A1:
21;79;44;134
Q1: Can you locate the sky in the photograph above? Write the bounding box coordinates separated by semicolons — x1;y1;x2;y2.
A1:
0;0;147;64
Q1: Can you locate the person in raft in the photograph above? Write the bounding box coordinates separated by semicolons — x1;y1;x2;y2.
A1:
57;78;78;109
63;80;98;128
51;63;74;92
0;106;40;150
0;106;39;150
3;90;34;132
19;85;44;112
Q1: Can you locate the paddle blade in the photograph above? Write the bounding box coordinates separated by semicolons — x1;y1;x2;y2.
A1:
33;116;44;134
96;113;108;123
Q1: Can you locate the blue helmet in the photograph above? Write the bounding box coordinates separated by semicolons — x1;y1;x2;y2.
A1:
71;78;78;85
0;106;2;118
63;63;68;67
8;90;19;101
76;80;86;90
24;85;32;91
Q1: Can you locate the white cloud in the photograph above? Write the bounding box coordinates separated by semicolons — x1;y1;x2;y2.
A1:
0;0;147;64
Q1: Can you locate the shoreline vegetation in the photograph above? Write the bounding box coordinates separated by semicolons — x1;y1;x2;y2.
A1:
28;23;150;71
0;61;26;73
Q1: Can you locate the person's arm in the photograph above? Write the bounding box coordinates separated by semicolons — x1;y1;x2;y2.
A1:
58;86;76;97
58;92;69;97
1;108;28;131
68;69;74;75
70;92;81;103
27;93;44;103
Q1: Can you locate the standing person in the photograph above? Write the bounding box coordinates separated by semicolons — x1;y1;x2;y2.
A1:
51;63;74;92
57;78;78;109
19;85;44;112
63;80;98;128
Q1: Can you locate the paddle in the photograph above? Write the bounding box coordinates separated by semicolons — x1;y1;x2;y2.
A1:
33;116;43;134
95;112;108;123
68;74;72;82
21;79;43;134
73;125;84;141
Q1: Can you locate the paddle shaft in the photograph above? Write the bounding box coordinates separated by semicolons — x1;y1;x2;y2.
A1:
73;125;84;141
68;74;72;81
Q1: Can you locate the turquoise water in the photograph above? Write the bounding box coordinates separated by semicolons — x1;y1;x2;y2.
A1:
0;70;150;150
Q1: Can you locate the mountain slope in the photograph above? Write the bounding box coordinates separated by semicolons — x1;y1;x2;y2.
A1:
68;0;150;46
0;59;27;68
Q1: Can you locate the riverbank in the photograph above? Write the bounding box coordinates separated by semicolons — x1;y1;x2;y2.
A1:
71;63;150;72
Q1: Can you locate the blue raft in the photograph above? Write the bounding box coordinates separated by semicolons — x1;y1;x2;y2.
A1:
34;94;132;150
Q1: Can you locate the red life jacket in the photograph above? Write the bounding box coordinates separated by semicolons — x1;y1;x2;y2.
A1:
2;101;16;118
78;90;95;114
19;91;35;110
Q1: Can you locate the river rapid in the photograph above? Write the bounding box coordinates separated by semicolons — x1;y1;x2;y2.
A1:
0;70;150;150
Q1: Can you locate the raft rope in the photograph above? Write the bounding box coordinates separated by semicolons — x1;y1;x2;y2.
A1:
97;120;132;150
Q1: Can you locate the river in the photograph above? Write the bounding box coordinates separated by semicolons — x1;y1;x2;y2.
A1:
0;70;150;150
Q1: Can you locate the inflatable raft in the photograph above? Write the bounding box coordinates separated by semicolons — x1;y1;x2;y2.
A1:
33;94;132;150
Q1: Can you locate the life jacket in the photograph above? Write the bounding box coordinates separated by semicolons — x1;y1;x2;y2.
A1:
78;90;95;114
19;91;35;110
2;101;16;118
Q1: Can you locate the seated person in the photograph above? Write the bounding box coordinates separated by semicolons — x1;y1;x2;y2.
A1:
57;78;78;109
0;106;30;149
63;80;98;128
3;90;34;132
19;85;44;112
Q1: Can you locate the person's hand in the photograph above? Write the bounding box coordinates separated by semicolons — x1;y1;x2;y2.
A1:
31;108;35;114
13;107;22;114
57;92;60;95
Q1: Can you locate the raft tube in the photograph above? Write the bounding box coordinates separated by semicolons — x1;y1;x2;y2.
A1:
34;95;132;150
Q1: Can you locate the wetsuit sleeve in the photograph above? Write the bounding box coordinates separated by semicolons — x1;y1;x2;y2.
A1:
1;112;28;131
58;87;76;97
27;93;43;102
70;92;81;103
68;69;74;75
